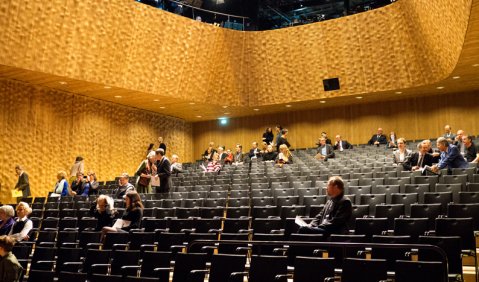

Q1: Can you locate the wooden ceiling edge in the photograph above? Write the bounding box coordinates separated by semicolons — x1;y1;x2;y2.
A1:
0;76;190;123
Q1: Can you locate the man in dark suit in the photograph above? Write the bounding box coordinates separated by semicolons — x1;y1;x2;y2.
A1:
298;176;352;236
333;135;353;151
403;142;434;172
368;128;388;146
14;165;30;198
155;148;171;193
248;142;261;160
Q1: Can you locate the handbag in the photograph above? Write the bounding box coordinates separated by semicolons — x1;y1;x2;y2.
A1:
138;175;151;187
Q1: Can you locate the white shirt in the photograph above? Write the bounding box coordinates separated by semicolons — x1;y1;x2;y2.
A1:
8;216;33;241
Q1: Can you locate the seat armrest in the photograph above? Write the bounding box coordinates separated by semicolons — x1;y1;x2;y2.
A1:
112;243;128;250
140;244;157;251
36;260;55;271
90;264;110;274
63;262;83;272
238;229;252;234
38;242;56;247
62;242;79;248
170;245;186;252
121;265;140;277
86;242;103;249
275;274;292;280
190;269;209;282
313;248;328;257
230;271;248;279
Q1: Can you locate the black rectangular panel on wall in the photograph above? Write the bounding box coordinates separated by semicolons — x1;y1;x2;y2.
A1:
323;78;340;91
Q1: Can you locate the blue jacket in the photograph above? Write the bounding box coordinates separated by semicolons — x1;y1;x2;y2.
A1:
438;144;468;170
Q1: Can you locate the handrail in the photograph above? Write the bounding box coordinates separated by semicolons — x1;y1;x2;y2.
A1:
188;239;449;279
161;0;249;19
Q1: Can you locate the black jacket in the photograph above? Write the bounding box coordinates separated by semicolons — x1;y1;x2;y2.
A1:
310;194;352;235
403;152;434;171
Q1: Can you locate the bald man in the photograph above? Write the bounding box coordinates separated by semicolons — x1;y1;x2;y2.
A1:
368;128;387;146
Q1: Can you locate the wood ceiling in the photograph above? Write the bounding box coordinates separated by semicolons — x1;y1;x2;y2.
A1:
0;0;478;122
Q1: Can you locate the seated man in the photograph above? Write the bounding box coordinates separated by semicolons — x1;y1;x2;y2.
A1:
403;142;434;172
368;127;388;146
431;137;468;173
170;154;183;174
262;144;278;161
463;135;479;163
234;144;245;163
333;135;353;151
315;137;335;160
443;124;455;142
298;176;352;236
248;142;261;160
114;173;135;199
70;172;90;196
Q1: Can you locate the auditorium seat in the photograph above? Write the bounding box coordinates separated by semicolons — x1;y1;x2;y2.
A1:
424;192;453;214
459;191;479;203
394;260;447;282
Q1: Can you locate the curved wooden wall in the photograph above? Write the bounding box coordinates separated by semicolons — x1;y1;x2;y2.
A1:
0;0;472;107
192;91;479;159
0;79;192;203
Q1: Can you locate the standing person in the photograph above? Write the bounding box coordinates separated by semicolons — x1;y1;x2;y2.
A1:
203;142;216;161
155;148;171;193
274;125;283;146
69;156;85;184
90;195;118;231
0;235;23;282
101;191;143;238
114;173;135;199
276;128;291;152
158;136;167;154
262;127;274;145
135;151;156;194
8;202;32;242
14;165;30;198
0;206;15;236
298;176;352;236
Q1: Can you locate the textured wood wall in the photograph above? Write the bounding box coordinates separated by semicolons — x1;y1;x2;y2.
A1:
0;79;193;204
192;91;479;158
0;0;471;108
245;0;472;105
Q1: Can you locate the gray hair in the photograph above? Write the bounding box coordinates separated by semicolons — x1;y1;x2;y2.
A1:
436;137;449;147
0;205;15;217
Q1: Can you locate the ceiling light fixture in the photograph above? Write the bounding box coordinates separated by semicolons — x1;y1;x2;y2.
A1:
452;76;460;79
355;96;363;99
395;91;402;94
189;102;196;105
104;86;111;89
159;106;165;109
196;115;202;118
153;99;159;102
224;112;230;115
222;105;228;108
436;86;445;90
320;101;326;104
59;81;67;85
473;64;479;67
285;105;292;108
114;95;122;98
253;108;259;111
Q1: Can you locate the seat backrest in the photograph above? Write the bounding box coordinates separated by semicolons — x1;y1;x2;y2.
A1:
435;217;475;250
208;254;246;282
395;260;447;282
172;253;208;282
341;258;388;282
447;203;479;230
249;255;288;282
293;256;335;282
354;218;388;240
393;218;429;242
418;236;462;276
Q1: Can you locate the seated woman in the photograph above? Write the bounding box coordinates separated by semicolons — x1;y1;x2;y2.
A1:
393;138;412;166
224;149;234;165
0;235;23;282
52;170;72;197
90;195;118;231
262;144;278;161
387;131;398;149
0;206;15;236
275;144;293;167
201;153;222;172
8;202;32;242
102;191;143;238
87;171;100;196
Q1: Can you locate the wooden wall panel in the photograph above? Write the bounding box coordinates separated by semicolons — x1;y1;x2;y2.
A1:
0;0;471;110
192;92;479;159
0;78;193;204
